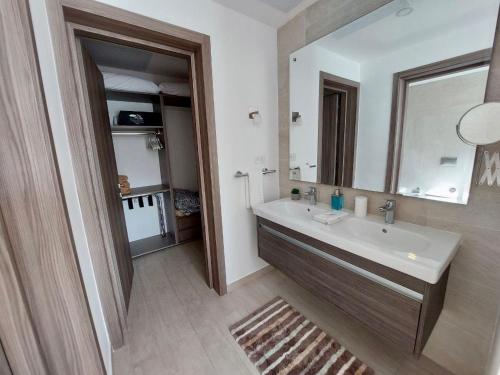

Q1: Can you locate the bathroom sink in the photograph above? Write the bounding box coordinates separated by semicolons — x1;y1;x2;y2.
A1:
253;198;461;283
273;199;330;219
335;216;431;253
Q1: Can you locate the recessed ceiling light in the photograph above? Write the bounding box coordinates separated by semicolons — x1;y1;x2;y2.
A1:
396;6;413;17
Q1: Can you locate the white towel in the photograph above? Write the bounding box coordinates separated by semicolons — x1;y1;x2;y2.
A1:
313;211;348;225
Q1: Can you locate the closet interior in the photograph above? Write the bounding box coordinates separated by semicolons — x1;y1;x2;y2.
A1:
83;38;202;259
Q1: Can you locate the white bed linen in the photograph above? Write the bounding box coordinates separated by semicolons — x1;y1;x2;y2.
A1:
103;72;160;94
159;82;190;97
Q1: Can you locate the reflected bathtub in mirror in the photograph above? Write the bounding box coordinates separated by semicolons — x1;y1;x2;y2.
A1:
388;55;490;204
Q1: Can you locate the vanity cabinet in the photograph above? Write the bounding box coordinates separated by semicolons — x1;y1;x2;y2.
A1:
257;217;449;356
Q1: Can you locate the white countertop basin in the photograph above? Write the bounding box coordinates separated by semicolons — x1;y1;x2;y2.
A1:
253;198;462;284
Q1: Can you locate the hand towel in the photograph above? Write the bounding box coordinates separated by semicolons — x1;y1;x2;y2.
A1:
313;211;348;225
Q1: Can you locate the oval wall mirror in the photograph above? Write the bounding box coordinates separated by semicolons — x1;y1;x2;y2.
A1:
457;102;500;146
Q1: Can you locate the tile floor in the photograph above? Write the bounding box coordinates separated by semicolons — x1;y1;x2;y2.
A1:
113;241;452;375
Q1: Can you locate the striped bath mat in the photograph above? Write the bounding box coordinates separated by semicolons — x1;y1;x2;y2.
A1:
229;297;374;375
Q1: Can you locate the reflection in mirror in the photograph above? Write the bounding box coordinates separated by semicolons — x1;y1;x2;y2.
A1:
457;102;500;146
395;64;489;204
289;0;500;204
318;73;358;187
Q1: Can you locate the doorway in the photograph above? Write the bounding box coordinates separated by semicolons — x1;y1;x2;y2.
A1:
76;35;206;309
51;2;226;351
317;71;359;187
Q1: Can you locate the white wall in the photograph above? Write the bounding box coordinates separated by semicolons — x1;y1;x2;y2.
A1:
289;45;360;182
94;0;280;285
355;20;496;191
30;0;279;372
113;134;164;242
112;135;162;188
109;99;165;242
164;106;199;191
97;0;279;283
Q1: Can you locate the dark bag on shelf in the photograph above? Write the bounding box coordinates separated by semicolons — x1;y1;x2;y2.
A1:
117;111;162;126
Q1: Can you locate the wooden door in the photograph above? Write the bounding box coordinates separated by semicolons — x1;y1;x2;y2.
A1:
318;77;358;187
79;43;134;308
0;0;105;373
0;340;12;375
320;91;342;185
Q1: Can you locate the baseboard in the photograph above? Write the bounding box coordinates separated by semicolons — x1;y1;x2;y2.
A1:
227;265;274;292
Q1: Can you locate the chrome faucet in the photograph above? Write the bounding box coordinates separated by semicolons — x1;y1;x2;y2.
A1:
379;199;396;224
304;186;317;205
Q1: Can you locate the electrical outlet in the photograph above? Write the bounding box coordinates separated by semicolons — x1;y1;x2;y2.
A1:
254;155;266;165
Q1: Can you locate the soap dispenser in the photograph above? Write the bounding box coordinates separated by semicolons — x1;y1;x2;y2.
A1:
331;188;344;211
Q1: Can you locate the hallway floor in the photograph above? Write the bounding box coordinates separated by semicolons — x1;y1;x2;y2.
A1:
113;241;452;375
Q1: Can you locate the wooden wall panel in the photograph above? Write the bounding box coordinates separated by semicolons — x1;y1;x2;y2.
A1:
0;340;12;375
0;215;47;375
486;7;500;102
0;0;105;373
78;42;134;311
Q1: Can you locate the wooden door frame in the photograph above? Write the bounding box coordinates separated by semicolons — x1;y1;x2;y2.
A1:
384;49;492;193
0;0;105;373
44;0;227;350
317;71;359;187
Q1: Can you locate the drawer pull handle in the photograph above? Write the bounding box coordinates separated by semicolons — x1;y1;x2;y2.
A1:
260;224;423;302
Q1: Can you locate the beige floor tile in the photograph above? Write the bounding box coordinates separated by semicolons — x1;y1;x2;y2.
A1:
114;241;452;375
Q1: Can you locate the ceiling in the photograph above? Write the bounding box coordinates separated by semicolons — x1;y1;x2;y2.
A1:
314;0;500;63
212;0;317;27
82;38;189;81
260;0;303;12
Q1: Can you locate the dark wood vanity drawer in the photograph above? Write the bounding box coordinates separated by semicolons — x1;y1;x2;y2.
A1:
258;223;422;352
259;218;426;294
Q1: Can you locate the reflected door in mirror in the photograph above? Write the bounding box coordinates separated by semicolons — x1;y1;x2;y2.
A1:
318;73;358;186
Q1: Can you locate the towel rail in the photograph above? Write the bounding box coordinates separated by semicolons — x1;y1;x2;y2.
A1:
262;168;277;175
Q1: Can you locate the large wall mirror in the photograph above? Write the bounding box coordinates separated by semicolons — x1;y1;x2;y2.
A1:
289;0;500;204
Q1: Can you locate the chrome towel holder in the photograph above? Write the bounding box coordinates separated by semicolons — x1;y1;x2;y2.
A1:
234;171;249;178
234;171;251;208
262;168;277;175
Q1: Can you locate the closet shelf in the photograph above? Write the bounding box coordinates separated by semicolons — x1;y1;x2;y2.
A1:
106;89;161;103
121;184;170;200
130;233;176;258
111;126;163;132
161;93;191;108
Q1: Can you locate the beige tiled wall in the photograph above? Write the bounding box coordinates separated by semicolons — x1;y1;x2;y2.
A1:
278;2;500;374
